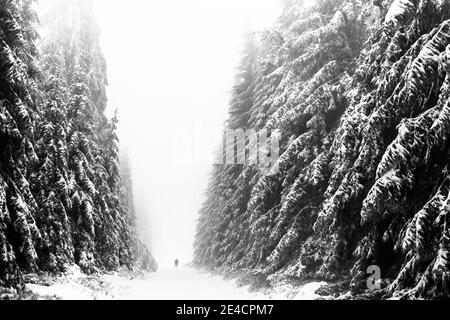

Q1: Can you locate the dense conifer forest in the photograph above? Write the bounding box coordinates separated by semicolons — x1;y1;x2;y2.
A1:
195;0;450;299
0;0;155;290
3;0;450;301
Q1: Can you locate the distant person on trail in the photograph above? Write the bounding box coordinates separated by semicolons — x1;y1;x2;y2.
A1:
175;258;179;268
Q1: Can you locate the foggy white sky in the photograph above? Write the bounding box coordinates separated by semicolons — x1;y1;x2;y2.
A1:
93;0;281;266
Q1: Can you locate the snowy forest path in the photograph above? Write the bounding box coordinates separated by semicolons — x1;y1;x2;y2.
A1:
25;266;326;299
109;267;265;300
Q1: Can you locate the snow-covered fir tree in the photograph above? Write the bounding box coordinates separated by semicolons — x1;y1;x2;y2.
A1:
0;0;155;289
195;0;450;299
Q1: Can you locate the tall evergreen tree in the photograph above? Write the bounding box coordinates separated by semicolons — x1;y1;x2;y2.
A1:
1;0;42;287
1;0;155;289
195;0;450;299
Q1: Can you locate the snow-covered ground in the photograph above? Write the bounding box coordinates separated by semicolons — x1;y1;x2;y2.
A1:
25;266;327;300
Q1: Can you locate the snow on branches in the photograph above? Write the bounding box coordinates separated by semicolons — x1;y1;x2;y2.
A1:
195;0;450;299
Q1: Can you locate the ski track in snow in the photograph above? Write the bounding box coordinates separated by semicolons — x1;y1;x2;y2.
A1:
25;266;327;300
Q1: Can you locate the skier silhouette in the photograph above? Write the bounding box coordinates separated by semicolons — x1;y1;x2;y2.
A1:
174;258;179;268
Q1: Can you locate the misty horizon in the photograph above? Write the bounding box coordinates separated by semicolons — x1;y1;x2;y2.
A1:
92;0;281;266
